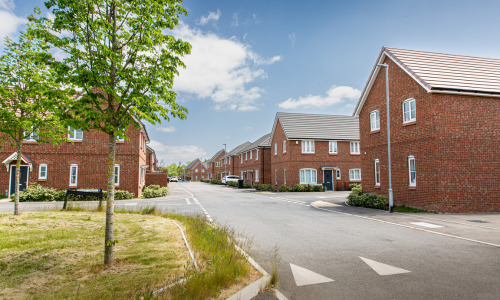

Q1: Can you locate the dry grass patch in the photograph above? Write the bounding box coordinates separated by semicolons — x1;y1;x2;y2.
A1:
0;211;190;299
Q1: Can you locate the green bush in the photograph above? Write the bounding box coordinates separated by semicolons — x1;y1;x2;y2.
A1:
242;182;251;188
256;184;275;191
292;184;308;192
200;178;211;183
227;181;238;187
210;179;222;185
10;185;134;202
349;183;361;192
347;185;387;209
309;185;325;192
278;185;291;192
142;185;168;198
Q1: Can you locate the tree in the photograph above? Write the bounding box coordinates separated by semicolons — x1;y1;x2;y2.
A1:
0;20;71;215
33;0;191;266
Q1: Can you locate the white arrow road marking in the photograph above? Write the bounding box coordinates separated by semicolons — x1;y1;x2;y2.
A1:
410;222;444;228
123;203;137;206
290;263;334;286
185;198;192;205
360;257;411;276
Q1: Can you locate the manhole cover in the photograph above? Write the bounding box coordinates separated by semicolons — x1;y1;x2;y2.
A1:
467;220;489;223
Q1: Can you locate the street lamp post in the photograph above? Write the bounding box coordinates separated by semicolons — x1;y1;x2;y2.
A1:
223;144;227;178
377;63;394;213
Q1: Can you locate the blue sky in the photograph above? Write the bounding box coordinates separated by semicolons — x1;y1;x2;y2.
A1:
3;0;500;165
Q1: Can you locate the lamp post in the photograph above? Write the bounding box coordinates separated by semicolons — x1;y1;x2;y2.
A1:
223;144;227;178
377;63;394;213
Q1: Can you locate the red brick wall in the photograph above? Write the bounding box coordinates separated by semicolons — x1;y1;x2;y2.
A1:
0;126;146;197
239;147;271;185
208;151;225;179
270;119;361;188
145;172;168;187
359;56;500;212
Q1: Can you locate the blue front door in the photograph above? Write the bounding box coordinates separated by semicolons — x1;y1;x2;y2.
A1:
323;170;333;191
10;165;29;196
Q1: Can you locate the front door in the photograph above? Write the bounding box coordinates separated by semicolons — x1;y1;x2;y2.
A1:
323;170;333;191
10;165;29;196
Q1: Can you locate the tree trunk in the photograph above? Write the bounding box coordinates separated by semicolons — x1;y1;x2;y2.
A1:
104;134;116;266
14;141;22;216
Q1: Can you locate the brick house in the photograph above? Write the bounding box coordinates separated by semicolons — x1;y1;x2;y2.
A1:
206;149;226;180
220;141;250;178
185;158;208;181
270;112;361;190
146;146;158;172
354;47;500;213
236;134;271;186
1;123;151;197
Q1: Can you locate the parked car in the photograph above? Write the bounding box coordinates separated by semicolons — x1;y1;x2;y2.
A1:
222;175;239;184
170;176;179;182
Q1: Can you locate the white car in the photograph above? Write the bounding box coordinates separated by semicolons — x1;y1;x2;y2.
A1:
170;176;179;182
222;175;239;184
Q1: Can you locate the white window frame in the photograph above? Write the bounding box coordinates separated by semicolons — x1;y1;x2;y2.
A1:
250;150;253;159
69;164;78;186
402;98;416;123
275;169;277;185
408;156;416;186
114;164;120;186
228;157;231;165
256;149;259;160
195;169;198;173
202;169;205;173
283;140;286;153
336;169;341;179
274;143;277;155
240;155;243;164
255;169;259;182
299;168;317;184
350;142;360;154
374;159;380;186
329;141;337;154
301;140;315;153
216;162;220;167
68;127;83;140
370;110;380;131
349;169;361;181
39;164;47;180
24;128;38;141
245;152;247;160
241;171;243;179
284;169;286;185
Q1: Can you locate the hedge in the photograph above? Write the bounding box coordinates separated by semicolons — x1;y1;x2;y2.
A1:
347;184;387;209
10;184;134;202
142;185;168;198
210;179;223;185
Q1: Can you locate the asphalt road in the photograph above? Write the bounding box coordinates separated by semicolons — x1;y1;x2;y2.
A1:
2;182;499;300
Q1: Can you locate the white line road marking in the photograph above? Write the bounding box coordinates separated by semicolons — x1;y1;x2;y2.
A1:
360;257;411;276
410;222;444;228
290;263;334;287
185;198;192;205
269;197;309;206
123;203;137;206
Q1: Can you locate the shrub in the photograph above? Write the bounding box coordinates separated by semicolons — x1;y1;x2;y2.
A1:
109;190;134;200
201;178;211;183
242;182;251;188
292;184;308;192
227;181;238;187
210;179;222;185
11;185;65;202
309;185;325;192
256;184;275;191
349;183;361;192
142;185;168;198
347;185;387;209
278;185;291;192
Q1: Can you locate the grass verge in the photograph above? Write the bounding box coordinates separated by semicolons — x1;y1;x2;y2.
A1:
0;208;257;299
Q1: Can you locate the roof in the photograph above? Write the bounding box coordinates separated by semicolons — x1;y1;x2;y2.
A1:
239;133;271;153
207;149;225;163
271;112;359;141
222;141;251;159
354;47;500;116
185;159;199;170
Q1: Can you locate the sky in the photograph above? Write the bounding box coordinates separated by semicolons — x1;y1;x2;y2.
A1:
3;0;500;165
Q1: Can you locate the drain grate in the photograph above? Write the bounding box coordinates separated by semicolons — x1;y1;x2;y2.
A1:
467;220;489;223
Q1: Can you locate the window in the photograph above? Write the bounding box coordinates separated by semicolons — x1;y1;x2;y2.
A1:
68;127;83;140
69;164;78;186
114;165;120;186
274;143;277;155
403;99;416;123
350;142;360;154
250;151;253;159
216;162;220;167
408;156;416;186
301;140;315;153
39;164;47;180
24;129;38;141
202;169;205;173
329;141;337;154
240;155;243;164
195;169;198;173
284;169;286;185
275;170;277;185
116;136;125;142
283;141;286;153
241;171;243;179
245;152;247;160
336;169;341;179
370;110;380;131
228;157;231;165
374;159;380;186
255;170;259;182
299;169;317;184
256;149;259;160
349;169;361;181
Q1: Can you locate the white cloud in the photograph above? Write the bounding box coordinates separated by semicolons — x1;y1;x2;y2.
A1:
231;13;239;27
198;10;221;26
155;126;176;133
0;1;26;42
278;86;362;110
174;23;280;111
149;140;207;165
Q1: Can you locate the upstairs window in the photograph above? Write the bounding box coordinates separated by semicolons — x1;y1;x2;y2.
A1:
24;128;38;141
195;169;198;173
274;143;277;155
215;162;220;167
370;110;380;131
256;149;259;160
403;99;416;123
250;151;253;159
68;127;83;140
301;140;315;153
245;152;247;160
39;164;47;180
329;141;337;154
283;141;286;153
240;155;243;164
300;168;317;184
228;157;231;165
350;142;360;154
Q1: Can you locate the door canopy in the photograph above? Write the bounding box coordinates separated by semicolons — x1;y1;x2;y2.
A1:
2;152;34;171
